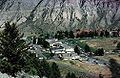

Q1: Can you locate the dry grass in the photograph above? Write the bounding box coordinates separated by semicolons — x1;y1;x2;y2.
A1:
73;61;111;78
84;37;120;51
49;60;112;78
95;54;120;64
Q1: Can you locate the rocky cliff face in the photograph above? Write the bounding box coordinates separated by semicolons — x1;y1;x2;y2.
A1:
0;0;120;35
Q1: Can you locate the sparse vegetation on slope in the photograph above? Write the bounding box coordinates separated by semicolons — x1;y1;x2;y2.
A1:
48;60;111;78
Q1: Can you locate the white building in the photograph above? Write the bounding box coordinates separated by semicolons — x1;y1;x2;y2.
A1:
63;44;75;53
62;53;80;60
50;46;65;54
51;42;63;48
65;48;74;53
45;39;64;48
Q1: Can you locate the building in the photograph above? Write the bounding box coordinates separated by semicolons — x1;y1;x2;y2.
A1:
62;44;74;53
50;46;65;54
45;39;63;47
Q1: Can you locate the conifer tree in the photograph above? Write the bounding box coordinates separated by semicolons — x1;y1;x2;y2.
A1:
64;31;69;38
84;44;90;53
74;45;80;55
66;72;71;78
69;31;74;38
33;36;36;44
39;59;51;78
0;22;31;77
116;42;120;50
66;72;77;78
50;62;61;78
109;59;120;78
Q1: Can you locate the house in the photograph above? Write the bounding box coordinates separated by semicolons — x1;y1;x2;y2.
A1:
65;48;74;53
62;44;74;53
50;46;65;54
45;39;63;47
51;42;63;48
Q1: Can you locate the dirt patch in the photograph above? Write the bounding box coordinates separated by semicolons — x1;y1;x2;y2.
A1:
78;62;111;78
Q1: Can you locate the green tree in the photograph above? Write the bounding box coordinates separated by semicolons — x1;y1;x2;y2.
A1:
116;42;120;50
66;72;77;78
64;31;69;38
109;59;120;78
24;52;39;76
66;72;71;78
33;36;36;44
95;48;104;56
50;62;61;78
44;33;50;39
76;33;80;38
105;30;109;37
74;45;80;55
0;22;32;77
42;39;50;48
37;37;43;45
100;31;104;37
71;73;77;78
37;37;49;48
84;44;90;52
55;31;64;40
39;59;51;78
69;31;74;38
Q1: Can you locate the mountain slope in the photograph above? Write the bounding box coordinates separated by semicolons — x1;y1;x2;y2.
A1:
0;0;120;35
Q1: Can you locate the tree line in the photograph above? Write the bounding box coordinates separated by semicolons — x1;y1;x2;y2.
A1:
74;45;104;56
53;28;120;40
75;29;120;38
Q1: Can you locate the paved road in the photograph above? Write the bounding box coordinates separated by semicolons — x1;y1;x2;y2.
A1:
85;57;109;66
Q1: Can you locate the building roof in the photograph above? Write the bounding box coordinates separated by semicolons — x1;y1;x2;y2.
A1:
45;39;58;43
50;46;64;51
62;53;80;60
